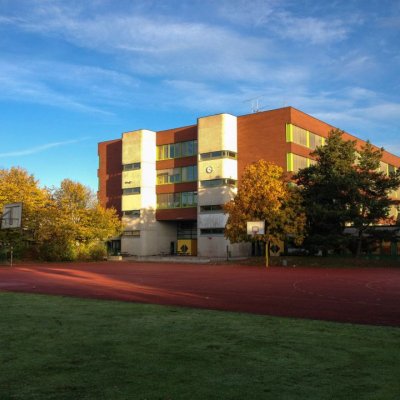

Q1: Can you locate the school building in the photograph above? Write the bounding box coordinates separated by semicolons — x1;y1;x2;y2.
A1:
98;106;400;258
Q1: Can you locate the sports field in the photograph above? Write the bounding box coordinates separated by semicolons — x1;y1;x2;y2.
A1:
0;261;399;326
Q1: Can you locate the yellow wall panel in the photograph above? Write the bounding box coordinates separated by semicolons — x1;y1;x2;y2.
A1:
121;194;142;211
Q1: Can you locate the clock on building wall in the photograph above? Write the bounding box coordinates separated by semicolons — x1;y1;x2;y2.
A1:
205;166;213;173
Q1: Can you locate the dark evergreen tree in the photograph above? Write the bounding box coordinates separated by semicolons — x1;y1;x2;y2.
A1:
295;129;400;256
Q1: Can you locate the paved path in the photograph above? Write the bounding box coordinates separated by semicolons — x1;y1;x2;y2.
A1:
1;262;399;326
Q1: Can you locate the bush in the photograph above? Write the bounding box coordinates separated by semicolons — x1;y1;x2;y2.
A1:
38;240;76;262
88;242;107;261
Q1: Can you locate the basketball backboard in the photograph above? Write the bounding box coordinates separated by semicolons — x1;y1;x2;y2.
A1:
246;221;265;236
1;203;22;229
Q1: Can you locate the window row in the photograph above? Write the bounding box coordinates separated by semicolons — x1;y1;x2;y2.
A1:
286;124;325;150
122;162;141;171
122;210;140;217
123;230;140;237
157;191;197;209
123;187;141;195
200;204;224;213
200;228;224;235
157;140;198;160
122;228;224;237
200;150;237;160
200;178;237;188
157;165;197;185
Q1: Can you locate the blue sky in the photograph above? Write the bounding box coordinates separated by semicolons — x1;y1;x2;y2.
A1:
1;0;399;190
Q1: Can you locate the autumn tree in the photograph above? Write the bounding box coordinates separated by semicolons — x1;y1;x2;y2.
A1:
0;167;50;256
0;169;123;261
38;179;123;261
224;160;306;266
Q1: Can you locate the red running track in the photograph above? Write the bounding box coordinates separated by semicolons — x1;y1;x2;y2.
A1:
1;262;399;326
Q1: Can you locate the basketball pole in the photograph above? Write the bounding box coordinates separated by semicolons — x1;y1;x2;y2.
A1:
265;226;270;269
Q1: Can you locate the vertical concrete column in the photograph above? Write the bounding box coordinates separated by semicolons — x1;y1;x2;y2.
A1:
197;114;240;257
121;130;158;256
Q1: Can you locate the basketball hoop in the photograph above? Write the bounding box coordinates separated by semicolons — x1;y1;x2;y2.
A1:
251;226;259;236
1;203;22;230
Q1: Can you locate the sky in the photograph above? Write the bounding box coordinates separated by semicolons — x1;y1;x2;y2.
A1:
0;0;399;191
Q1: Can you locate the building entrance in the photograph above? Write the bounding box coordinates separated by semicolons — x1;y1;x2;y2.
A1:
177;221;197;256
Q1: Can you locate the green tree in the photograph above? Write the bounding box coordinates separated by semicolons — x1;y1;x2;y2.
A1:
349;142;400;256
224;160;306;266
295;130;400;256
295;129;357;254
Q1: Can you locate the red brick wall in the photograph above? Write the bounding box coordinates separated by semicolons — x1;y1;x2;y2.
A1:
98;139;122;216
237;107;291;183
156;125;197;145
157;156;197;170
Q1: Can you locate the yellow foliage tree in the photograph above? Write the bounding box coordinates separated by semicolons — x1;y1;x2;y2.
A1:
224;160;306;265
0;169;123;261
0;167;50;254
38;179;123;260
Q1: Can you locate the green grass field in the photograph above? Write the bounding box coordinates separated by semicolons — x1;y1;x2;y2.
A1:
1;292;399;400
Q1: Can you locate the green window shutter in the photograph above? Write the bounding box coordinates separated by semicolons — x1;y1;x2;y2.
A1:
287;153;294;172
286;124;293;142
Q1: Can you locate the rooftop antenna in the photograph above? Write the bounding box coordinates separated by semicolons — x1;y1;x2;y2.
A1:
243;96;263;113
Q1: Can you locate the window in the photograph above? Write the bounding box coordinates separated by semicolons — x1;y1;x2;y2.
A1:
293;154;308;172
286;124;324;150
309;133;324;150
287;153;311;172
200;228;224;235
181;191;197;207
182;141;198;157
181;165;198;182
169;168;181;183
169;143;181;159
379;161;388;175
157;172;169;185
123;230;140;237
123;162;141;171
157;191;197;209
389;164;396;174
200;150;237;160
157;165;197;185
200;178;236;188
292;125;308;147
157;140;197;160
200;205;224;212
123;210;140;217
123;187;140;195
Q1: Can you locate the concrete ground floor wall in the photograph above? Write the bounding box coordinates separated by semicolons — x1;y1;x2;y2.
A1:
197;236;251;258
120;219;252;258
121;221;177;256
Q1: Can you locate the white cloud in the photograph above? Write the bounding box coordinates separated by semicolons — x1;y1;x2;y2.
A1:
0;138;90;158
0;59;140;113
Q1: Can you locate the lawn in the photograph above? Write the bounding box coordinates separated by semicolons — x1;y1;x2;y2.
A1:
1;292;399;400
